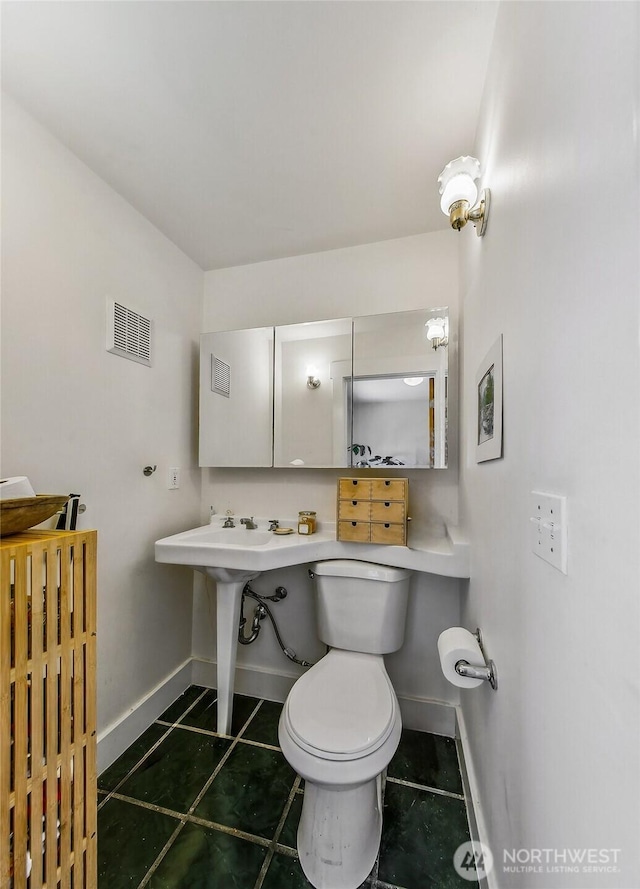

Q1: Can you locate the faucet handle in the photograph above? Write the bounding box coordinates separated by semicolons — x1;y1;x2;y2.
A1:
268;519;279;531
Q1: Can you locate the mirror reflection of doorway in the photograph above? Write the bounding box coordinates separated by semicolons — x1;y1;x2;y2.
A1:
351;372;446;468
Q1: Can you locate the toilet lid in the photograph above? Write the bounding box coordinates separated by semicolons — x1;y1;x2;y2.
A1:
285;650;396;759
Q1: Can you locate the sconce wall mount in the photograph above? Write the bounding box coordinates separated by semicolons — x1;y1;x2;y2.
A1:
438;156;490;237
425;316;449;351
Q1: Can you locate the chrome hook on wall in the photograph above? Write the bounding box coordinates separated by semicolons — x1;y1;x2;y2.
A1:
143;465;157;476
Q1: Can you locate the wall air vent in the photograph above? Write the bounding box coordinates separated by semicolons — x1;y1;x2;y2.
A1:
106;299;152;367
211;355;230;397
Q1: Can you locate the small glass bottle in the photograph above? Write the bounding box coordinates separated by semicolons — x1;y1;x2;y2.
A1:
298;511;317;535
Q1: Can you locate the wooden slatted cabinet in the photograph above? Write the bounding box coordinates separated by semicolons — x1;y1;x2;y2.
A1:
1;530;97;889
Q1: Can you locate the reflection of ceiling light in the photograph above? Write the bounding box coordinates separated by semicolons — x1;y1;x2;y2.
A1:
403;377;424;386
437;155;490;237
425;317;449;350
306;365;321;389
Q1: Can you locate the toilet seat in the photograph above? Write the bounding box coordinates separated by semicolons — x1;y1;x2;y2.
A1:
284;650;396;761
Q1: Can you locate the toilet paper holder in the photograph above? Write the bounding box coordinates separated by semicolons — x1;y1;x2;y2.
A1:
455;628;498;691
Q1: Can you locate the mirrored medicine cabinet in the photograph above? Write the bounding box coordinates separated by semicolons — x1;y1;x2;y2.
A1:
199;307;449;470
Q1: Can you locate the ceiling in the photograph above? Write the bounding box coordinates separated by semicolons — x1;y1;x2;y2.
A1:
1;1;498;271
353;376;429;404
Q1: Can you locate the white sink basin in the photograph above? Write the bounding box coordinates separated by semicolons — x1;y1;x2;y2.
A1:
193;528;273;546
155;519;470;578
156;520;329;574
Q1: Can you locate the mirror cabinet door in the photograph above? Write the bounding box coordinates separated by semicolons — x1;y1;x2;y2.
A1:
351;308;448;469
274;318;353;468
199;327;274;467
198;309;449;469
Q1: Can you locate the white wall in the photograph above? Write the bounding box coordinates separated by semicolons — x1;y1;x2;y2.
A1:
203;231;457;332
197;232;463;724
275;327;351;467
459;3;640;886
1;96;203;740
353;400;429;467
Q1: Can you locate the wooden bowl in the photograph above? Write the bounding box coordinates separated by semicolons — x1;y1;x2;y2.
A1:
0;495;70;537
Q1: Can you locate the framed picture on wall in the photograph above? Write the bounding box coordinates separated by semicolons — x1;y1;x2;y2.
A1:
476;334;503;463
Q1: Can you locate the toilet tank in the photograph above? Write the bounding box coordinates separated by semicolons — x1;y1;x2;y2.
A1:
311;560;411;654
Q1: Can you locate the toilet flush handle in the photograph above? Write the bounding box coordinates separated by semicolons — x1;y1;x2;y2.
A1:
308;568;315;579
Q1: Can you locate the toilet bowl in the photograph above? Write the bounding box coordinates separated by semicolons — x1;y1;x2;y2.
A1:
278;560;411;889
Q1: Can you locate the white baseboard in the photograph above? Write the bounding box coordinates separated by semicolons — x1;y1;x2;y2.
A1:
97;659;192;775
456;705;498;889
191;657;457;736
191;657;300;703
398;694;456;736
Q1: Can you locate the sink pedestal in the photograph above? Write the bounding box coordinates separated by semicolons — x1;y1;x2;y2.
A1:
199;567;259;735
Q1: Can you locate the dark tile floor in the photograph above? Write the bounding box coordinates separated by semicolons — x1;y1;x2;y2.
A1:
98;686;478;889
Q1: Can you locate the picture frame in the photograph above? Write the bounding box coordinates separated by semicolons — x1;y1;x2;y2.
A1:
476;334;503;463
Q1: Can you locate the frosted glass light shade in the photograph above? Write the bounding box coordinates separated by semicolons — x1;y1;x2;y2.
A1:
438;156;481;215
306;364;321;389
426;317;447;341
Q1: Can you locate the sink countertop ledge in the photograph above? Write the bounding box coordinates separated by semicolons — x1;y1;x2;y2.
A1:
155;519;470;579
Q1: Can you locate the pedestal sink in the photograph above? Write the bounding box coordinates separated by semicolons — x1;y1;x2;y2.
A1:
156;521;316;735
197;565;260;735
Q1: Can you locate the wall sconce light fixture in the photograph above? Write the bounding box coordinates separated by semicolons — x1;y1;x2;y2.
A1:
425;317;449;350
306;365;321;389
438;156;490;237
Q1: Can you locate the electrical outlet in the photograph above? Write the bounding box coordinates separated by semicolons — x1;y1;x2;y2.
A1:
530;491;567;573
168;467;180;490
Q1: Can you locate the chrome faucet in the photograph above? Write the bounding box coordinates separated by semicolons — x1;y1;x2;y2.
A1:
268;519;279;531
240;517;258;529
223;516;235;528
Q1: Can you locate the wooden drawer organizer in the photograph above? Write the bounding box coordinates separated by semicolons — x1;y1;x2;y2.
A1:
337;478;408;545
1;530;97;889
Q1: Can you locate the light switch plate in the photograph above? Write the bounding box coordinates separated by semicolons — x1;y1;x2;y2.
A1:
530;491;567;574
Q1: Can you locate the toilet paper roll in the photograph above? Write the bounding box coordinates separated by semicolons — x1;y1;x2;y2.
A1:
0;476;36;500
438;627;485;689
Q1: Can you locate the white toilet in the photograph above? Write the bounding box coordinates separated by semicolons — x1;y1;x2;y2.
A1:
278;559;411;889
